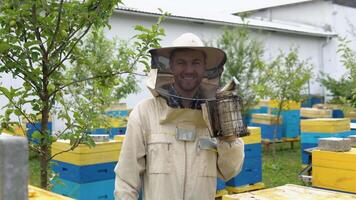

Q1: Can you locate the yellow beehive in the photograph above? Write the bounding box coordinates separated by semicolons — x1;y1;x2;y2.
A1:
301;118;350;133
29;185;73;200
312;103;342;110
222;184;356;200
269;100;301;110
242;127;261;144
114;135;126;143
101;117;128;128
300;108;332;118
106;102;128;111
251;114;282;125
216;189;228;198
312;148;356;193
345;111;356;120
51;140;122;165
258;100;270;107
2;124;26;136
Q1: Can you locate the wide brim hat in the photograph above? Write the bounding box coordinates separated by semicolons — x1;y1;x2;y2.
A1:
149;33;226;78
147;33;226;99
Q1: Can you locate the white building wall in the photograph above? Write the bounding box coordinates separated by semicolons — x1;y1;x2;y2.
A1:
250;1;356;100
251;0;333;29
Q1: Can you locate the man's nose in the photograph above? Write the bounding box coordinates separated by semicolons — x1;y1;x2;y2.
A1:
183;63;195;73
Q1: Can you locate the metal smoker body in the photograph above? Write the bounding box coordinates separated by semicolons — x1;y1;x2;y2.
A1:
203;79;249;138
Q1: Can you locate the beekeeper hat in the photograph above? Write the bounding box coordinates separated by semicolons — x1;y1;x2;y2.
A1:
147;33;226;99
149;33;226;76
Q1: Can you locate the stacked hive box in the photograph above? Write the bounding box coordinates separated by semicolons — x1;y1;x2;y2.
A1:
250;114;283;141
25;117;52;143
245;100;270;126
312;148;356;193
345;111;356;123
258;100;270;114
51;139;123;200
225;127;264;193
29;185;73;200
301;95;324;108
300;118;351;165
216;178;228;198
91;103;130;139
300;108;332;119
313;104;344;118
269;100;301;139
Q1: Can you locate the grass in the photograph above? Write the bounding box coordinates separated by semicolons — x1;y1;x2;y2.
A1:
29;141;308;189
262;141;308;188
29;151;41;187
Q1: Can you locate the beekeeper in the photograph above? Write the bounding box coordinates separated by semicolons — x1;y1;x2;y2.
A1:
114;33;244;200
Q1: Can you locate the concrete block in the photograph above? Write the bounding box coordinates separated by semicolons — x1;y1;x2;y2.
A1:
0;134;28;200
318;137;351;152
90;134;109;143
348;135;356;147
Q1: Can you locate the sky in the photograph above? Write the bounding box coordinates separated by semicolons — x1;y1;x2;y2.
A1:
121;0;312;14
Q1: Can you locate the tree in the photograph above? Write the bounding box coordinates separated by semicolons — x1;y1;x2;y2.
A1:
215;27;266;115
320;37;356;108
256;48;312;156
0;0;165;189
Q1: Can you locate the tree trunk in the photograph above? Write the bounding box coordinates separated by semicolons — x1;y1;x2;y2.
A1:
39;143;49;189
40;56;50;189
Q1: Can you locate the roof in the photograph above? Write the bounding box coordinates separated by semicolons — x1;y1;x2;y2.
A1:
115;6;337;38
232;0;314;13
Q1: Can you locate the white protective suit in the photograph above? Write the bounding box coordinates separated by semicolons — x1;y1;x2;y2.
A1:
114;96;244;200
114;33;245;200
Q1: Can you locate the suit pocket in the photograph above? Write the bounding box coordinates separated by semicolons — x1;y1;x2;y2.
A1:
147;134;173;174
199;149;217;177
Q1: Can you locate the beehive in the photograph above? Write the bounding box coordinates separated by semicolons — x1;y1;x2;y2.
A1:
301;118;350;133
312;148;356;193
52;140;122;165
251;114;282;125
300;108;332;118
268;100;301;110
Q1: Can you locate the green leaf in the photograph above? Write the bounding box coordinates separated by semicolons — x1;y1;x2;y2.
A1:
0;42;10;53
31;131;43;139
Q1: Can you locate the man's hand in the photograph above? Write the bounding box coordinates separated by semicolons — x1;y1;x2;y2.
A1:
219;134;238;142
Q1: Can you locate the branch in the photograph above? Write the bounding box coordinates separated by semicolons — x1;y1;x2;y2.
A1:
48;0;64;52
29;143;46;155
31;3;47;56
3;56;41;93
48;25;92;76
0;90;44;136
48;71;146;98
48;138;82;161
49;22;86;64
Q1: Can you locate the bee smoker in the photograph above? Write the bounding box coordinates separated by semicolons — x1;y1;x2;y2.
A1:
203;79;249;138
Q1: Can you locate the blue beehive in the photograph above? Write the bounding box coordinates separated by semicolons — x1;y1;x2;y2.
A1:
218;127;264;193
52;161;116;183
250;123;283;140
271;109;300;139
26;121;52;143
52;178;115;200
216;178;226;191
51;140;123;200
300;118;352;165
90;127;126;139
250;113;283;141
226;143;262;187
301;96;324;108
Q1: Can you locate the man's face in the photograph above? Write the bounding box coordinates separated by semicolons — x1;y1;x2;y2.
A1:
170;50;206;94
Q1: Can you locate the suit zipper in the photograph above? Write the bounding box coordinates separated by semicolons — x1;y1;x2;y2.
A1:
183;141;187;200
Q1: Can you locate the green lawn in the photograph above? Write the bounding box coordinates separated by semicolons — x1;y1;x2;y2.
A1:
29;151;41;187
262;142;308;188
29;141;307;189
